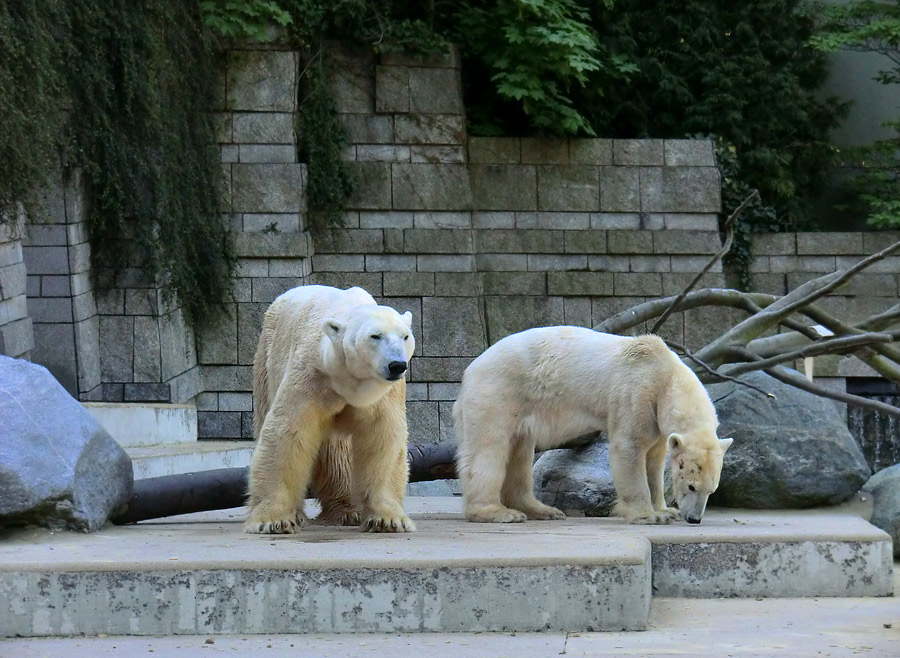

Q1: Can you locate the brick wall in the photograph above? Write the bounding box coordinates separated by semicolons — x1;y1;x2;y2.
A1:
0;209;33;360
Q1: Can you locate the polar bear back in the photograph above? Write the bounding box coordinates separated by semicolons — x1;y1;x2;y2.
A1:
455;326;710;449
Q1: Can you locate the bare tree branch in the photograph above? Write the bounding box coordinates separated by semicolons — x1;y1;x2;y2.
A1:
762;365;900;419
664;339;776;398
650;190;758;333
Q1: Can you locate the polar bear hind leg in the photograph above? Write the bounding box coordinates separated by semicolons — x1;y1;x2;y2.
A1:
312;431;359;526
501;437;566;520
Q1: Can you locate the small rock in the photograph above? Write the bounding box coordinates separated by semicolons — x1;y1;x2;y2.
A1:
533;442;616;516
861;463;900;557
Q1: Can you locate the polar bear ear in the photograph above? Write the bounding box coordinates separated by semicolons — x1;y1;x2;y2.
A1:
667;433;684;454
401;311;413;328
719;437;733;453
323;318;345;343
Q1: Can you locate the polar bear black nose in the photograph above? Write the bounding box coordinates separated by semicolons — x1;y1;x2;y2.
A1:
685;516;702;524
388;361;407;377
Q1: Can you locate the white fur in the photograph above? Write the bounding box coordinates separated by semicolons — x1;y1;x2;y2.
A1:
454;327;732;525
245;285;416;535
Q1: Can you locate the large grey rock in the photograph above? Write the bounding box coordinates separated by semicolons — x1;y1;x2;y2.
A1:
534;442;616;517
862;464;900;557
0;355;133;532
708;370;871;508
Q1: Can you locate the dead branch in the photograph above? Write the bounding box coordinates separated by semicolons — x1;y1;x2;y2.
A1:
665;339;776;397
650;190;758;333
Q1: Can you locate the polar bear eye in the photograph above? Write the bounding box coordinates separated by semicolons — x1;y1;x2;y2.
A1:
403;334;410;341
688;484;696;492
370;333;383;340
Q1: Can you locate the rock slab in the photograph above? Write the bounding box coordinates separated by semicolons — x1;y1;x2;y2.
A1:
862;463;900;557
0;355;133;532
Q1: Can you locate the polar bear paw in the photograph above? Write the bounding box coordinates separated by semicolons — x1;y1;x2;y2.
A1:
362;514;416;533
317;504;360;526
244;513;307;534
628;509;680;525
523;503;567;521
465;505;528;523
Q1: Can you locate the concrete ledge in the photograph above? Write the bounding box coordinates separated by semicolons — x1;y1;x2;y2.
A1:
83;402;198;448
126;440;254;479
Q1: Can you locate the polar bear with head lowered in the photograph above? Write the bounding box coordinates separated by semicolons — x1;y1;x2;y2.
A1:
454;327;732;525
245;285;416;534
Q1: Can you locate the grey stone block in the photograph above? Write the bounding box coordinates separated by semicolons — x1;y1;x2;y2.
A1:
74;316;101;393
563;296;592;327
72;292;97;324
221;144;239;163
663;213;719;230
99;384;124;402
837;273;899;297
232;112;295;144
482;271;546;295
234;231;312;258
365;255;416;272
238;145;296;164
0;242;23;269
413;211;471;228
315;229;383;254
422;296;485;357
198;411;243;439
347;161;392;209
24;224;67;247
517;212;590;230
383;228;403;253
569;139;613;165
242;213;301;233
751;233;796;256
238;302;268;365
527;254;587;271
359;211;414;229
68;242;91;275
797;232;865;255
0;264;26;301
356;145;411;162
591;213;641;230
311;254;364;272
250;277;305;303
232;163;305;214
409;356;471;382
640;167;721;213
671;255;722;273
468;137;521;164
159;308;196;381
99;316;134;383
537;166;599;212
313;272;383;295
0;317;34;359
392;163;472;210
429;382;460;401
227;50;298;112
0;295;27;326
769;256;835;273
613;139;664;165
375;65;409;113
202;365;253;392
29;297;72;323
95;288;124;315
614;273;663;296
433;273;476;296
268;258;310;278
125;289;158;316
409;67;464;114
607;231;653;254
653;231;722;255
548;272;614;296
37;274;69;298
862;230;900;253
588;255;630;272
485;296;564;343
470;165;537;211
664;139;715;166
23;246;69;275
198;308;237;365
167;365;202;404
599;168;640;212
394;115;465;145
417;255;474;272
235;258;268;278
341;114;394;144
404;229;472;254
410;145;466;164
196;392;218;411
475;229;563;254
124;383;171;402
564;230;607;254
407;400;440;444
219;392;253;412
383;272;435;297
133;316;162;383
25;274;40;299
472;212;515;229
629;256;672;272
475;253;528;271
661;272;725;295
520;138;569;165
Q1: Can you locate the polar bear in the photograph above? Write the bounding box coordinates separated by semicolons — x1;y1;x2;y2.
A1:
454;327;732;525
245;285;416;535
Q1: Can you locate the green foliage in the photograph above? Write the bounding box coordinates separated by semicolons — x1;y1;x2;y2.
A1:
445;0;634;136
201;0;292;42
0;1;67;220
0;1;232;325
812;1;900;229
585;0;847;231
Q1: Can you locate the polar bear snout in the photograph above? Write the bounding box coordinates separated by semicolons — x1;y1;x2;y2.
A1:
386;360;408;380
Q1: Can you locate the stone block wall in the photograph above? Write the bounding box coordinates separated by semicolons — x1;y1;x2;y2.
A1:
197;44;312;438
0;211;33;360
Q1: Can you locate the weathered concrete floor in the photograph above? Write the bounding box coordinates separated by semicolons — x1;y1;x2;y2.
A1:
5;593;900;658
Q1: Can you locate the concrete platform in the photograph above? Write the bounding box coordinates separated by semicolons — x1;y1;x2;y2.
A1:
0;499;892;638
126;440;253;479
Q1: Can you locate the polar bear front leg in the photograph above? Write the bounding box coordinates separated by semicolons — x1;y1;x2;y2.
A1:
348;402;416;533
610;439;675;525
502;437;565;521
646;438;680;523
245;401;326;534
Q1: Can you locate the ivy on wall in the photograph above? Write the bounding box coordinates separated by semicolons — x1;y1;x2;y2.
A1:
0;0;232;326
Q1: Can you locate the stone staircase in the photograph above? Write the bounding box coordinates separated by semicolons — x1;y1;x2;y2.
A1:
83;402;253;479
0;498;892;637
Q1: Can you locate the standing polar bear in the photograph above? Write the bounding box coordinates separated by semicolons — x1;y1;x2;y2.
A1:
245;285;416;535
454;327;732;525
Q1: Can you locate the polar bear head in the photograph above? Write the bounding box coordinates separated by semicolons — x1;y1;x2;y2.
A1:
323;306;415;383
668;433;733;524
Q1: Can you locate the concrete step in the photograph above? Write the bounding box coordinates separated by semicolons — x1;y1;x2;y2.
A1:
83;402;197;448
126;440;254;479
0;499;892;638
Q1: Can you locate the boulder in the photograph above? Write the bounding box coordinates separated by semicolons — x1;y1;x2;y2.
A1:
708;370;871;509
533;442;616;517
862;464;900;557
0;355;133;532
